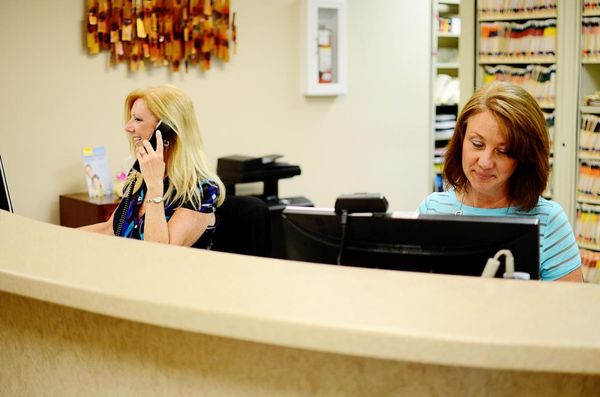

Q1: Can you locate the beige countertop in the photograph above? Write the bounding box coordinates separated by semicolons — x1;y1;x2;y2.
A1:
1;210;599;374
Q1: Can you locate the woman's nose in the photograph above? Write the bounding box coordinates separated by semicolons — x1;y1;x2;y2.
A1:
478;150;494;169
124;121;134;132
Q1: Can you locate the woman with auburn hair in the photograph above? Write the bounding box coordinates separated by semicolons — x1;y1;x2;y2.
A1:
81;84;225;249
420;82;582;281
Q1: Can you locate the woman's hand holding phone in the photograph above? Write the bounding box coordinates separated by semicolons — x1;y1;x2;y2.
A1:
136;130;166;191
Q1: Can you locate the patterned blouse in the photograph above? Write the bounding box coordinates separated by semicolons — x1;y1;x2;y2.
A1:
112;177;220;249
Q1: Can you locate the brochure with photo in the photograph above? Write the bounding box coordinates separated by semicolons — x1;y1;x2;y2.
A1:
82;146;112;198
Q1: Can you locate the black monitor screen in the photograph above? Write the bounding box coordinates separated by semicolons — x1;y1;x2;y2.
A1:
0;155;13;213
281;207;540;279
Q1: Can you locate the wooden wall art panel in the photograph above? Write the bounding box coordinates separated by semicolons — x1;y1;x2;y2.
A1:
86;0;236;73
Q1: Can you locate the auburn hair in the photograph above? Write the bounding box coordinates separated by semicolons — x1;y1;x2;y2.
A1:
443;82;550;211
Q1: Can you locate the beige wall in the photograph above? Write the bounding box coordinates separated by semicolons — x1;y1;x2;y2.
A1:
0;0;432;223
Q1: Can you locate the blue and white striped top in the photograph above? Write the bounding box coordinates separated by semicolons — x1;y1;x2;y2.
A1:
418;190;581;281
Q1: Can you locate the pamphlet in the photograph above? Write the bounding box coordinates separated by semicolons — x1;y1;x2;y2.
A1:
82;146;112;198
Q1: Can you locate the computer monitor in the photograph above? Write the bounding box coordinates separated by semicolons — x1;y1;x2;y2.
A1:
281;207;540;279
0;155;13;213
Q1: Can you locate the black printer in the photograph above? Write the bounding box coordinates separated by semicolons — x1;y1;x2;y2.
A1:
217;154;301;203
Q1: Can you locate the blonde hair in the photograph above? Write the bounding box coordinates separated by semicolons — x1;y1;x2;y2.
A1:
444;81;550;211
124;84;225;207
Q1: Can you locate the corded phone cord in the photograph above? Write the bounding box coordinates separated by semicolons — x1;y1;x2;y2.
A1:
336;210;349;266
115;173;137;237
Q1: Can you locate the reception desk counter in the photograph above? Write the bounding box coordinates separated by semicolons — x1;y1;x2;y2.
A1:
1;210;599;396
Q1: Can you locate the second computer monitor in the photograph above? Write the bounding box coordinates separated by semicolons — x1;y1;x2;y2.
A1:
281;207;540;279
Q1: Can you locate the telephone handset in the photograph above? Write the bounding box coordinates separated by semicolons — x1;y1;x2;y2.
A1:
116;120;174;236
132;120;175;171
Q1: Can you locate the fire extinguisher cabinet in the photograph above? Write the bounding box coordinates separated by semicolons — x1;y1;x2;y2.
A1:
301;0;347;96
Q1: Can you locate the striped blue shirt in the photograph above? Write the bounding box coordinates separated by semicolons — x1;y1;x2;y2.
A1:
418;190;581;281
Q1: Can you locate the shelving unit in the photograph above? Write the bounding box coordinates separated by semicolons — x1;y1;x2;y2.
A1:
462;0;600;281
466;0;583;212
431;0;462;192
473;1;558;199
576;1;600;281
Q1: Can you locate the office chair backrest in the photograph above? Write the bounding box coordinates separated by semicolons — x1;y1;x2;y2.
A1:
212;195;271;257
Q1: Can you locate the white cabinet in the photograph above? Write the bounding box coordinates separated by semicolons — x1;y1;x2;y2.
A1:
301;0;347;96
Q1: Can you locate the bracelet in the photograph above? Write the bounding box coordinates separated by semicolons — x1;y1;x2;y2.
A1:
145;196;164;204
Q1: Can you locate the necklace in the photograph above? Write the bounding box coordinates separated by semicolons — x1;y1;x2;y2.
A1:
455;204;463;216
455;193;511;216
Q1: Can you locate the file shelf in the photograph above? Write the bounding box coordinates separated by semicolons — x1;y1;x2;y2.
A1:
473;1;558;202
577;2;600;280
432;0;462;192
462;1;600;280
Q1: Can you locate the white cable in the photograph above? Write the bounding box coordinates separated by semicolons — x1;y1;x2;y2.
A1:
480;249;531;280
497;249;514;278
481;256;501;278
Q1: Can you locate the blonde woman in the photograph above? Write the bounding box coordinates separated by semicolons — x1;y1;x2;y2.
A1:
81;85;225;249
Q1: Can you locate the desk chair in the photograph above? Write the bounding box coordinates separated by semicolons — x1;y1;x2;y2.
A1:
212;195;271;257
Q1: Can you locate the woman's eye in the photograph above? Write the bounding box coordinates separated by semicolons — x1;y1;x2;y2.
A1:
496;148;508;155
471;140;483;148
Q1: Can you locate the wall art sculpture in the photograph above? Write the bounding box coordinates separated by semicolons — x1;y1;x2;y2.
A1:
86;0;236;73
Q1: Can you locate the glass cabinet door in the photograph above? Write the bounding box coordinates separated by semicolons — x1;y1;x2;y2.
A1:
302;0;347;96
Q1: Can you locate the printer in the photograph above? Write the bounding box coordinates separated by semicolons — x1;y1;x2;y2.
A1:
217;154;302;204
